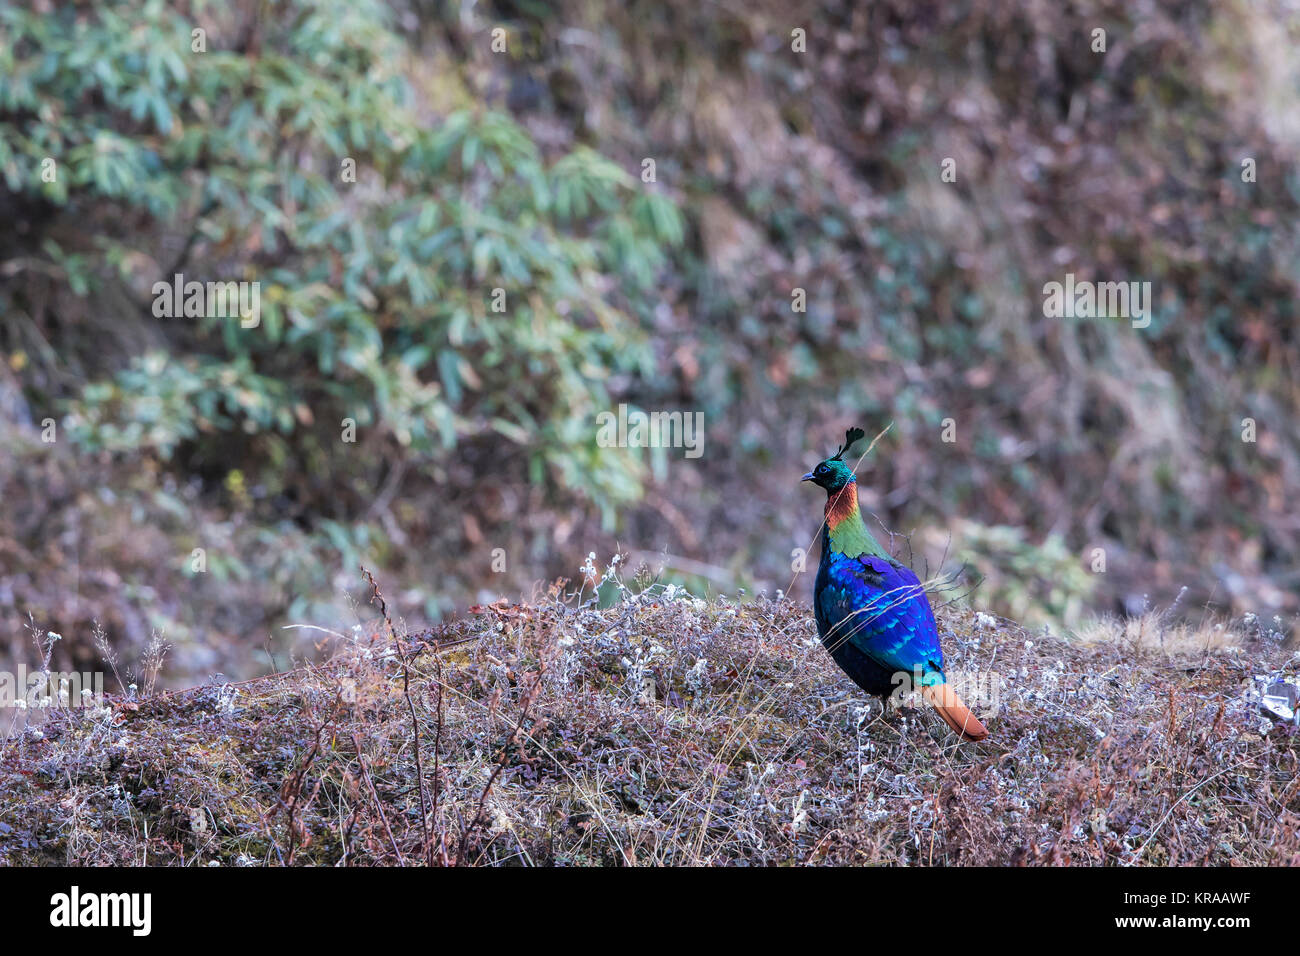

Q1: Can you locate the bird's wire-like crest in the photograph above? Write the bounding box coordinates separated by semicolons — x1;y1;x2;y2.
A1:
829;425;867;462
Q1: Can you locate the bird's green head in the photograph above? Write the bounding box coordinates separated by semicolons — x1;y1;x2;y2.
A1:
801;427;865;494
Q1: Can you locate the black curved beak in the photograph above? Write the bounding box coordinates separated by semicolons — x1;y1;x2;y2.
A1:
800;472;815;482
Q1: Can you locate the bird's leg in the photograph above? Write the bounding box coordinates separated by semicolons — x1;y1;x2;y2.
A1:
880;690;924;734
880;692;906;728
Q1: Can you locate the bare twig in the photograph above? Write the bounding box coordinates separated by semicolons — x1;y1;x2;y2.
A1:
361;565;432;865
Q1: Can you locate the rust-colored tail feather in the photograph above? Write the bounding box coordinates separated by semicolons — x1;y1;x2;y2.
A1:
920;683;989;741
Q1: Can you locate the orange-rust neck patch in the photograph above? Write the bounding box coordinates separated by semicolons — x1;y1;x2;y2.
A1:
824;481;859;527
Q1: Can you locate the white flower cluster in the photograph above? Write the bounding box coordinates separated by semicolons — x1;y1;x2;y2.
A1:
685;657;709;698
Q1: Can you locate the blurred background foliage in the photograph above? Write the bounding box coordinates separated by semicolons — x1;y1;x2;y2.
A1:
0;0;1296;678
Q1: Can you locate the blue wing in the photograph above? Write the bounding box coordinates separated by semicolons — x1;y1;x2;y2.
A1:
816;554;947;687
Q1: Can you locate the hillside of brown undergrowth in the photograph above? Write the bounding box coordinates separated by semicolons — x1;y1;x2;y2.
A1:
5;0;1300;684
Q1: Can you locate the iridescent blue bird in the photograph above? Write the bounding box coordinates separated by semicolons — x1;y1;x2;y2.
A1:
803;427;988;740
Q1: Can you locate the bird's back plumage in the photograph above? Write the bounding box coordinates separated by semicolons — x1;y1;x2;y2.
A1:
814;536;947;696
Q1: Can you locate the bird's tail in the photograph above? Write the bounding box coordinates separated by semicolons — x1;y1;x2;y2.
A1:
920;683;989;741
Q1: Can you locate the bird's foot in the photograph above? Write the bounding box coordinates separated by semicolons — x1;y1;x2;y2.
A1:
878;699;924;736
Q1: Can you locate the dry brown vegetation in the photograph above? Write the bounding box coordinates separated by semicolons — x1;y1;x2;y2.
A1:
1;571;1296;866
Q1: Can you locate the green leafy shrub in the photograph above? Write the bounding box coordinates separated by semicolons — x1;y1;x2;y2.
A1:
1;0;682;522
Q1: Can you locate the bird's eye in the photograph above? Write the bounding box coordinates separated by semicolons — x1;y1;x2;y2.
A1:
816;464;827;475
